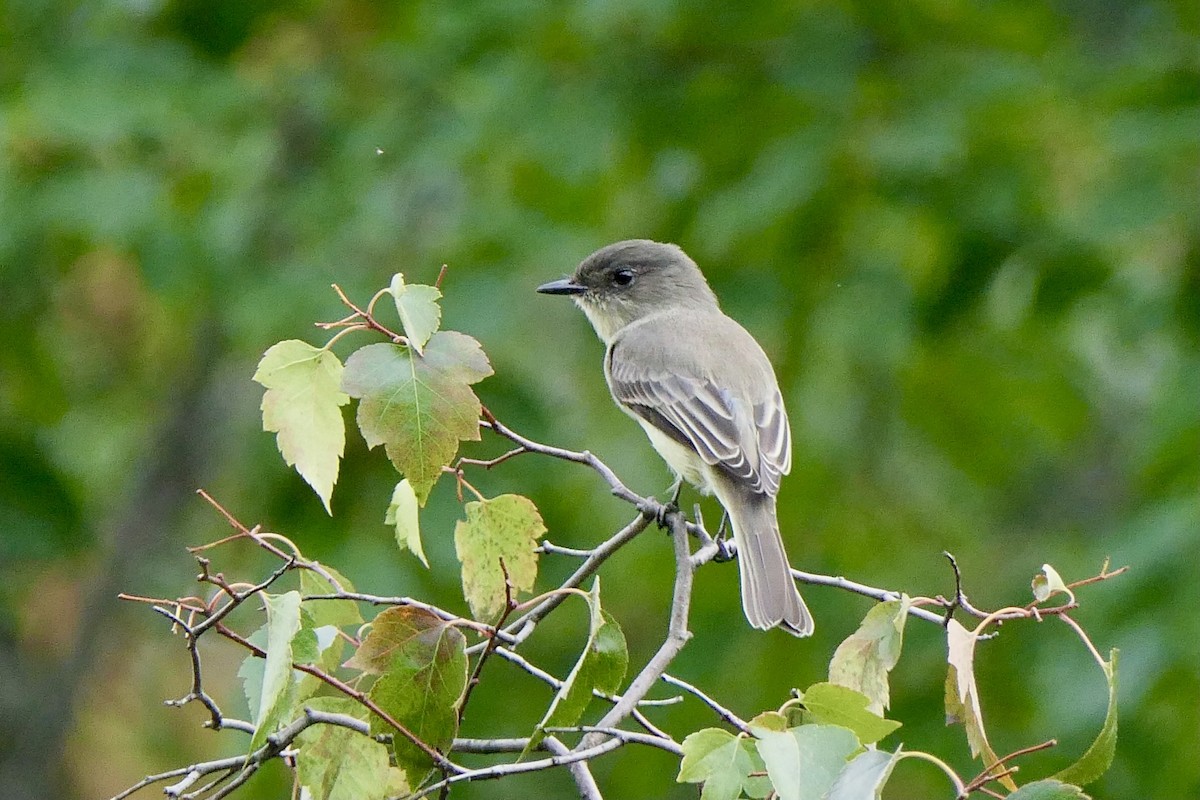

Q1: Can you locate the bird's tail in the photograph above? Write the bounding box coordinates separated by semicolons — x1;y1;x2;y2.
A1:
723;489;813;637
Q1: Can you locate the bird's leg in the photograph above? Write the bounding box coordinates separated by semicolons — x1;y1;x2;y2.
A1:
665;476;683;514
640;477;685;531
712;510;735;562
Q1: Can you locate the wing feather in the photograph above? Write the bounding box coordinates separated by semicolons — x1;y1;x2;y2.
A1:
607;334;790;496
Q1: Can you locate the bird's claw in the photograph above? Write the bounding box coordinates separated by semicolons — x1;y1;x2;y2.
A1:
713;535;735;562
638;498;678;531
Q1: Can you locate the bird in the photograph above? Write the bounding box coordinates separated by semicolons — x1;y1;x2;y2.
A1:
537;239;812;636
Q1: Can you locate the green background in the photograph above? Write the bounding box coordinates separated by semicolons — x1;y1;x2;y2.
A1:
1;1;1197;798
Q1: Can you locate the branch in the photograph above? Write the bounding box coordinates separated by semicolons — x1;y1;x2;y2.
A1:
543;736;604;800
660;673;750;734
107;707;373;800
213;622;463;775
402;731;653;800
581;511;695;749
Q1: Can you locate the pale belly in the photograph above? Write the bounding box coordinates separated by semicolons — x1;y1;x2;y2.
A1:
636;419;715;496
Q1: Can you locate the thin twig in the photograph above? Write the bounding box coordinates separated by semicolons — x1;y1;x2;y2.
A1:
962;739;1057;793
458;559;517;724
660;673;750;733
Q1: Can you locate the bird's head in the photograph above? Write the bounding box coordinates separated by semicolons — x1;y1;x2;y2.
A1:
537;239;718;342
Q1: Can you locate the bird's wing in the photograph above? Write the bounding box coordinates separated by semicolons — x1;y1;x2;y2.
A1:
606;321;790;496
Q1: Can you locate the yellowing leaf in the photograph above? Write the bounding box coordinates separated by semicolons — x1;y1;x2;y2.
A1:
341;333;492;504
388;273;442;355
385;479;427;567
454;494;546;621
1032;563;1074;603
944;620;1015;792
254;340;349;514
828;597;910;715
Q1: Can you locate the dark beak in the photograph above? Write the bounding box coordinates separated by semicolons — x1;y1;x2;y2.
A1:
536;278;587;296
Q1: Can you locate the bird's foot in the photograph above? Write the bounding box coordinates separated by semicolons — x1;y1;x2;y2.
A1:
713;535;735;562
711;511;734;561
638;497;679;531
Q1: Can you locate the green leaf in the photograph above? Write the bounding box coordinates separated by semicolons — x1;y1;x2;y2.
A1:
341;333;492;504
1031;563;1074;603
300;567;362;628
828;596;910;714
385;478;427;567
797;683;901;744
1053;649;1119;787
254;340;350;514
944;619;1015;792
752;724;860;800
361;607;467;786
296;697;391;800
827;747;901;800
529;579;628;752
249;591;303;752
237;625;268;719
1007;779;1092;800
454;493;547;621
748;710;789;733
294;622;343;703
388;273;442;355
678;728;764;800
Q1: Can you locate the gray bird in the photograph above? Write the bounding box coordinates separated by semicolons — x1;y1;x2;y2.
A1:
537;239;812;636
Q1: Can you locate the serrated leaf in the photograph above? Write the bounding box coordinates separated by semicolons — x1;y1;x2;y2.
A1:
389;273;442;355
945;620;1016;792
797;683;901;744
827;747;901;800
300;567;363;628
362;607;467;786
341;333;492;504
249;591;303;752
296;697;390;800
752;724;860;800
346;606;449;674
1007;779;1092;799
1054;650;1119;787
254;340;350;514
528;579;628;754
829;596;910;715
386;479;427;567
454;493;546;621
678;728;763;800
1032;563;1074;603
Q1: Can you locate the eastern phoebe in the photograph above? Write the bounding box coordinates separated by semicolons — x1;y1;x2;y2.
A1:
537;239;812;636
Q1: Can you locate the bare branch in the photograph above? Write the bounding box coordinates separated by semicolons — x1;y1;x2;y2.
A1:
581;511;694;749
543;736;604;800
660;673;750;734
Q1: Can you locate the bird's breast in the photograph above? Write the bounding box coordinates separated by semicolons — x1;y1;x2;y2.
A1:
634;418;715;495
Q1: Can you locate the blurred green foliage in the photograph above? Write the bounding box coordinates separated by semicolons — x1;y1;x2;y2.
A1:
1;0;1197;798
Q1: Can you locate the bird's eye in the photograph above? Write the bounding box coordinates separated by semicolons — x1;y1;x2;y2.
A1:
612;269;635;287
